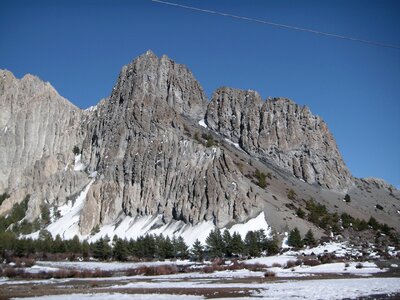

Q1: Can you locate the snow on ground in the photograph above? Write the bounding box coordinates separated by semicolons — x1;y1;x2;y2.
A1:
36;260;195;271
133;269;265;280
269;261;386;277
282;241;363;258
12;293;204;300
8;278;400;299
89;212;270;246
244;255;296;267
224;138;240;150
252;277;400;300
198;119;207;128
73;154;86;171
23;265;60;274
27;180;94;240
228;212;271;239
88;214;215;246
106;277;400;300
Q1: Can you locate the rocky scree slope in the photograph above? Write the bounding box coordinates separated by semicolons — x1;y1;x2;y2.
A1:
0;51;398;239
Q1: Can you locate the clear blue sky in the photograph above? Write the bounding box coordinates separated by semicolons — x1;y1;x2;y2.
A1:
1;0;399;188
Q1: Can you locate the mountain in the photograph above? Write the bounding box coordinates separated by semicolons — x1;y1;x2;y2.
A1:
0;51;398;244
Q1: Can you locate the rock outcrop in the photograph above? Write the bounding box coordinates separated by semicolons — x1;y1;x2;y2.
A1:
77;51;262;234
205;87;352;191
1;50;375;239
0;70;90;218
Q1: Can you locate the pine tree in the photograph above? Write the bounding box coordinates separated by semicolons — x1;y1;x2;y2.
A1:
191;239;204;262
303;229;316;247
68;235;82;253
205;228;225;258
53;234;66;253
288;227;303;248
93;237;112;260
38;229;53;252
230;232;244;256
173;236;189;259
82;240;90;258
113;237;129;261
40;204;51;226
245;231;260;257
222;229;232;257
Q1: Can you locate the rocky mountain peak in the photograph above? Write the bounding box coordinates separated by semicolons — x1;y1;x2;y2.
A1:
205;88;353;192
112;50;208;120
3;52;398;244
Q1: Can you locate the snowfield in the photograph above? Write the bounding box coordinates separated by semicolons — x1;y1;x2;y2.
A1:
251;277;400;300
9;278;400;299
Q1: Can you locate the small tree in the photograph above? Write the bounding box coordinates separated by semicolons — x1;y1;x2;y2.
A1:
303;229;316;247
344;194;351;203
113;237;129;261
230;232;244;256
93;237;112;260
296;207;305;219
173;236;189;259
254;169;267;188
287;189;297;200
206;228;225;258
288;227;303;248
191;239;204;261
245;231;260;257
73;146;80;155
222;229;233;257
40;204;51;225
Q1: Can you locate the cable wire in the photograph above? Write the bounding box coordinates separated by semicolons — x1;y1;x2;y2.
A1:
150;0;400;50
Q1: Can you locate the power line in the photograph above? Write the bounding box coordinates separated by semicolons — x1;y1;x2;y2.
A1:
150;0;400;50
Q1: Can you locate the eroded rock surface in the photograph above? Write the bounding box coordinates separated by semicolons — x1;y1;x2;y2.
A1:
206;88;352;191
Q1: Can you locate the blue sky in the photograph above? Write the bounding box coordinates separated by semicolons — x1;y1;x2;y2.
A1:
0;0;399;188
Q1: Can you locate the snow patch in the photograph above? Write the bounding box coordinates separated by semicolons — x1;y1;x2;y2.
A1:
224;138;240;149
252;277;400;300
27;180;94;240
73;154;85;171
228;212;271;239
198;119;207;128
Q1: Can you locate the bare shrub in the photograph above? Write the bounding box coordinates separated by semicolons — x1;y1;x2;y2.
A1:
319;254;336;264
243;263;267;272
92;268;112;277
144;265;178;276
302;259;320;267
356;263;363;269
126;266;148;276
202;265;224;273
264;270;276;278
4;267;17;278
271;263;282;268
285;260;297;269
53;269;72;279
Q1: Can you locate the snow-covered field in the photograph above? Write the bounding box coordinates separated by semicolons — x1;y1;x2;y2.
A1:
8;278;400;299
3;242;399;299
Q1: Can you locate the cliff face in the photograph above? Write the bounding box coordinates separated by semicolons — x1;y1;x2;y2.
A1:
205;88;352;191
0;51;369;239
0;70;90;219
71;51;262;234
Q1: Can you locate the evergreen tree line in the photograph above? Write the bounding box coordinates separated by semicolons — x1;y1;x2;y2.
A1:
287;228;317;249
0;228;279;262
